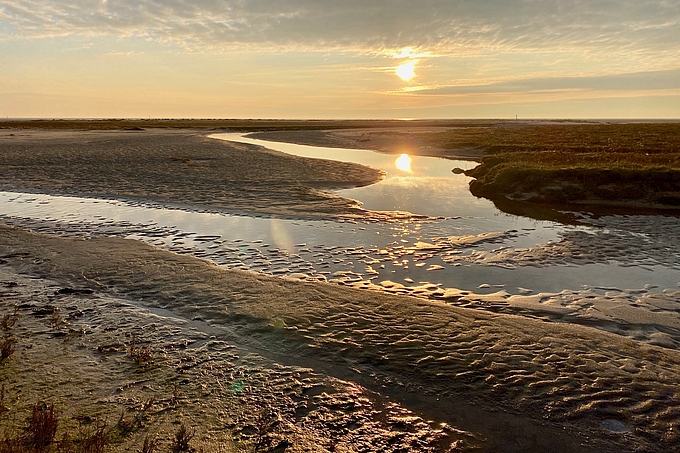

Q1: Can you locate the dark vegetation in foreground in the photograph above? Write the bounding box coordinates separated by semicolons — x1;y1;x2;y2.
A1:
0;400;203;453
444;123;680;209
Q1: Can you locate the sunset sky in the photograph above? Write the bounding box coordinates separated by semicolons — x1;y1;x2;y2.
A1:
1;0;679;119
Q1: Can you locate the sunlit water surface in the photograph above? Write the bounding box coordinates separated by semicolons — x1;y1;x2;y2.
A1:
1;133;679;338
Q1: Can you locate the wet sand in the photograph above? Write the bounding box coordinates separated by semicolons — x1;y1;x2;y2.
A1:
1;255;479;452
0;129;383;219
2;224;680;452
1;127;680;451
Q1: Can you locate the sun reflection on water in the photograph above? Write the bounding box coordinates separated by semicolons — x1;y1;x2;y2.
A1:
395;154;412;173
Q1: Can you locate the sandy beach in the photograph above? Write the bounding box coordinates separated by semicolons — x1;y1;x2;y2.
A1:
1;127;679;452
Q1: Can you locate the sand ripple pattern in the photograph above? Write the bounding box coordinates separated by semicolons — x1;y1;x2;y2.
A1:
2;225;680;452
0;268;474;452
2;210;679;350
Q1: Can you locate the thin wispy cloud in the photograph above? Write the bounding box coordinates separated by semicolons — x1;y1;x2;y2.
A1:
1;0;679;57
403;69;680;96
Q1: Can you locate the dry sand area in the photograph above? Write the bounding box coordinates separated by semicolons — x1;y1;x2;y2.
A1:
1;127;680;452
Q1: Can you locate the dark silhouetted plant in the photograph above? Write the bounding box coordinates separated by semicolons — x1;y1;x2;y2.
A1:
140;433;157;453
50;311;66;330
0;336;17;361
25;403;58;451
253;410;278;452
172;424;195;452
77;422;107;453
128;335;153;367
0;384;6;419
1;311;18;332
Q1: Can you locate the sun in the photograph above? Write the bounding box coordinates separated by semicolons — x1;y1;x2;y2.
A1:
395;60;417;81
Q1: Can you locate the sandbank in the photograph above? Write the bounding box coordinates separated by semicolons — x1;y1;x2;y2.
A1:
1;124;679;452
0;129;383;220
2;225;680;452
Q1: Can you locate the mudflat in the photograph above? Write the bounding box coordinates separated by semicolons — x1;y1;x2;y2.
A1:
0;123;679;452
0;129;382;219
2;225;680;452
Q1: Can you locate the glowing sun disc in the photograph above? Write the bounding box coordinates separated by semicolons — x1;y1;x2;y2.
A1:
395;60;416;81
395;154;412;172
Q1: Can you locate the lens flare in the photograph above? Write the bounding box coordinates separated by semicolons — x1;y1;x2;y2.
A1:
270;217;294;254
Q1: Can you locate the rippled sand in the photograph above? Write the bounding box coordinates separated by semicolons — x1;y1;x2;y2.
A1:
2;127;680;452
0;129;383;218
2;225;680;452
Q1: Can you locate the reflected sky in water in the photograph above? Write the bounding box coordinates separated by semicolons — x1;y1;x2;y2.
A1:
1;134;679;325
214;133;486;218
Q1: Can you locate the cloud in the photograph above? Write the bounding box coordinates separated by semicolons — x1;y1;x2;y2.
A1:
0;0;679;58
401;69;680;95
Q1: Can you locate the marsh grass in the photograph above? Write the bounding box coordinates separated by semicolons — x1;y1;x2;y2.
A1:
26;403;58;451
171;424;195;453
1;309;20;362
73;423;107;453
432;123;680;156
0;337;17;361
115;398;153;436
1;311;18;332
127;336;153;367
252;410;278;453
140;434;157;453
49;311;66;331
457;123;680;207
0;119;410;132
0;385;6;420
54;419;108;453
170;385;181;408
0;402;110;453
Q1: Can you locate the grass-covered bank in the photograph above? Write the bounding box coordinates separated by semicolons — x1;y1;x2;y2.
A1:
456;123;680;210
0;118;497;132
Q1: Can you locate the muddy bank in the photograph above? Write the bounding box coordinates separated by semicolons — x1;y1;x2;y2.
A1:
466;163;680;212
2;224;680;452
0;129;383;219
